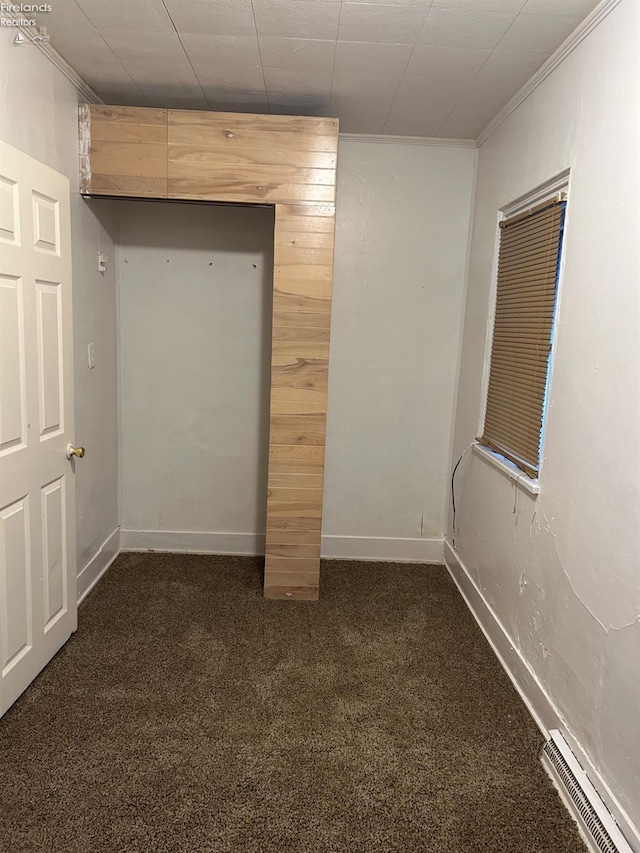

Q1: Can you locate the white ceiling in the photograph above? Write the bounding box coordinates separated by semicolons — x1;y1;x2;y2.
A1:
36;0;600;138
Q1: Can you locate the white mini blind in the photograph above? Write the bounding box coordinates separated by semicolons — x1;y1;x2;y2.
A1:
480;197;566;478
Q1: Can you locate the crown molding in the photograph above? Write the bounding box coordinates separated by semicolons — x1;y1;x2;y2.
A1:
476;0;622;147
340;133;477;148
17;24;103;104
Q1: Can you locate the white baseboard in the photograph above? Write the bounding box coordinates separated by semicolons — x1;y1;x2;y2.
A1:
120;528;444;564
322;535;444;563
120;529;265;555
77;527;120;605
444;540;640;852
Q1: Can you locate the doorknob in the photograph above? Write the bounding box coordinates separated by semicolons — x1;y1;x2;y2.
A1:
66;444;86;460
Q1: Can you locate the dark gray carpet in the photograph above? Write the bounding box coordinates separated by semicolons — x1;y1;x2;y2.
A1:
0;554;585;852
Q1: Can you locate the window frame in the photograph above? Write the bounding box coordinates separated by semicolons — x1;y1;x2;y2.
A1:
476;170;571;493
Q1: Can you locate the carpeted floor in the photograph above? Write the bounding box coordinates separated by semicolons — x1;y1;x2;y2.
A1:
0;554;586;853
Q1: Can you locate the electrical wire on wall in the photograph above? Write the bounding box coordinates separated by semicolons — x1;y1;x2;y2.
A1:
451;442;476;550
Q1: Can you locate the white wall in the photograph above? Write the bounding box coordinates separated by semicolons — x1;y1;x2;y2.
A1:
448;0;640;842
118;202;274;551
323;139;476;559
0;38;119;592
117;141;476;559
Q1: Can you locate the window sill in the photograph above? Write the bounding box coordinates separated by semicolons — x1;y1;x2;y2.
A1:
472;443;540;496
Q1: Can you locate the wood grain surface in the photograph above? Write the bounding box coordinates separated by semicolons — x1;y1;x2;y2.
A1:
79;104;338;600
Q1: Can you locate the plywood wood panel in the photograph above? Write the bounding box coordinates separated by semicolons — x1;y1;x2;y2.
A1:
89;106;167;126
272;324;330;343
263;571;319;601
265;529;322;545
263;202;335;598
79;105;338;600
272;311;332;330
166;111;337;205
168;111;338;150
276;230;335;250
80;105;168;198
86;175;167;198
89;122;168;144
266;543;321;558
267;472;324;490
168;145;337;170
169;110;337;134
167;178;335;205
170;162;336;188
270;413;327;446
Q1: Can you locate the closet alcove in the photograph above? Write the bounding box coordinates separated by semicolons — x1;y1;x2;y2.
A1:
80;104;339;600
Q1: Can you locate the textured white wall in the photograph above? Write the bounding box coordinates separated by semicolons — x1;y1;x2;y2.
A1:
449;0;640;839
0;40;119;577
117;141;476;557
323;139;476;553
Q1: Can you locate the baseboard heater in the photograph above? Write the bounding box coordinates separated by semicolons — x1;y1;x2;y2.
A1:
542;730;633;853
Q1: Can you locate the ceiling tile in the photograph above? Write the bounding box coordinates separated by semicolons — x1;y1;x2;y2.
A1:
37;0;96;33
418;7;518;49
138;85;210;110
437;49;548;136
39;0;590;138
520;0;599;16
431;0;525;12
253;0;341;40
123;60;202;89
386;75;467;129
208;88;268;103
496;13;582;52
193;65;266;90
389;74;467;108
334;42;413;76
339;115;386;134
338;3;429;44
99;29;187;63
204;89;269;113
269;99;331;117
69;59;134;86
93;84;148;107
347;0;431;5
162;0;257;36
264;69;333;99
405;44;490;78
180;34;262;67
329;94;394;120
383;117;443;136
76;0;174;32
259;37;336;73
435;115;485;138
331;71;402;102
48;30;117;63
476;48;551;84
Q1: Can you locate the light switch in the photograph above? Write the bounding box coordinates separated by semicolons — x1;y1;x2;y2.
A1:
88;342;95;369
98;252;108;272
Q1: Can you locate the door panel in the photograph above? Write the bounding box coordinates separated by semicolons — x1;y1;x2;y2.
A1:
0;140;76;716
36;280;63;437
41;477;67;629
0;274;26;453
0;497;32;672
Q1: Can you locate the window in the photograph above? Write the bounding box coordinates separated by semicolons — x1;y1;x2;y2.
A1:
479;194;567;479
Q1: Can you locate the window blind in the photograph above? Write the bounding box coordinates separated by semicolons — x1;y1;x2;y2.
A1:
479;197;566;478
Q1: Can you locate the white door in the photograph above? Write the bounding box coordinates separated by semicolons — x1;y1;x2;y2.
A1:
0;140;77;716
